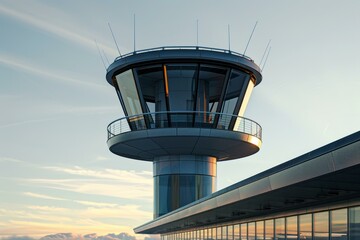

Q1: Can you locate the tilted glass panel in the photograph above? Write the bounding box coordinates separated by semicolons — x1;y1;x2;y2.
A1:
349;206;360;240
265;219;274;240
299;214;312;240
314;211;329;240
115;69;145;129
218;69;248;130
275;218;285;240
233;79;254;133
331;208;347;240
241;223;248;240
136;65;167;128
286;216;298;239
257;221;265;240
196;65;227;126
248;222;255;240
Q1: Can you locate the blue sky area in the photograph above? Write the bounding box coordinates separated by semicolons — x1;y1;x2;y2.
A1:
0;1;359;239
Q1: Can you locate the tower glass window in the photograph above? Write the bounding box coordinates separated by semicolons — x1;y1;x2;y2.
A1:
115;69;145;129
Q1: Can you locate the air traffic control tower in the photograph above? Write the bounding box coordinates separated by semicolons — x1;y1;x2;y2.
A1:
105;46;263;218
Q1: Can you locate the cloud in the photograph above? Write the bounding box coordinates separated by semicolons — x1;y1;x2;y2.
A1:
95;156;110;161
27;206;68;213
23;192;66;201
0;157;23;163
0;236;36;240
0;233;160;240
44;166;152;185
25;178;152;201
0;55;106;90
39;233;83;240
0;4;116;58
74;201;117;208
80;205;151;220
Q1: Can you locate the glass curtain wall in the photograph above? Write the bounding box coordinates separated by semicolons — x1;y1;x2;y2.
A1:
115;69;145;130
218;70;248;130
163;206;360;240
116;64;255;132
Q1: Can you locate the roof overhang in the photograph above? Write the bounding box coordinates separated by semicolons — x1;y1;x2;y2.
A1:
106;48;262;86
134;131;360;234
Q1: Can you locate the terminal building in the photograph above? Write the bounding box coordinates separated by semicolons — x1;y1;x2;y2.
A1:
104;46;360;239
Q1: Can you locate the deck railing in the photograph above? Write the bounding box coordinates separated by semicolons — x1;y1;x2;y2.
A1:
107;111;262;140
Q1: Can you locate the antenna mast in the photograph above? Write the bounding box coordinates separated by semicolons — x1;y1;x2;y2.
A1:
94;40;107;70
133;14;136;52
228;24;231;51
262;46;271;72
259;39;271;66
243;21;258;55
108;23;122;57
197;19;199;46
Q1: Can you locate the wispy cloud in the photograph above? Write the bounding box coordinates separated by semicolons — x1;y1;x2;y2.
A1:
23;192;66;201
0;4;116;57
0;55;106;90
0;157;23;163
25;178;152;200
44;166;152;185
74;200;117;208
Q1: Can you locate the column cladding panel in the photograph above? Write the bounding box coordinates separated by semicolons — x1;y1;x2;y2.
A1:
153;155;216;218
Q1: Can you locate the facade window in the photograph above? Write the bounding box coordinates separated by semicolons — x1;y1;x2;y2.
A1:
265;219;274;240
217;226;222;239
256;221;265;240
331;208;347;240
228;225;234;240
248;222;256;240
350;206;360;240
299;214;312;240
212;227;216;240
286;216;298;239
234;224;240;240
275;218;285;240
241;223;248;240
314;211;329;240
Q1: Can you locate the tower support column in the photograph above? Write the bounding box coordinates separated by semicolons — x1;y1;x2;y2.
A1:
153;155;217;218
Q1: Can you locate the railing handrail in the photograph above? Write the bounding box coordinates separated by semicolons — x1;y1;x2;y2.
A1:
113;46;254;62
107;111;262;140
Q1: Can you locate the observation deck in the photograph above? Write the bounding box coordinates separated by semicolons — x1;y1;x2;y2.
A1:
107;111;262;161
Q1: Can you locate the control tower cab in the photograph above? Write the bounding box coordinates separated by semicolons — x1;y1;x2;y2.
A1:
105;46;263;218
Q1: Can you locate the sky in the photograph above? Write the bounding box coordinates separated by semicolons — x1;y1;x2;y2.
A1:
0;0;359;239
